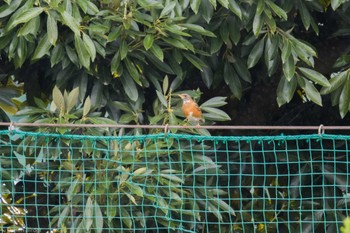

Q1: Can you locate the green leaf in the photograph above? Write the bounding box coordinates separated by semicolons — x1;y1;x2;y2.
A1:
150;43;164;61
266;0;287;20
298;1;311;30
32;34;52;60
144;52;174;74
190;0;202;14
228;0;242;19
298;67;330;87
281;40;292;64
217;0;229;8
210;37;223;54
94;201;103;233
331;0;343;10
53;86;65;114
13;151;26;167
156;90;168;107
83;96;91;117
83;197;93;231
160;1;176;18
66;45;80;67
298;76;322;106
201;66;213;88
224;62;242;99
112;101;133;112
283;55;295;81
162;37;187;50
183;53;207;71
15;37;27;68
120;40;128;60
162;75;169;94
276;75;297;107
339;78;350;118
256;0;265;16
7;7;44;30
58;206;70;228
200;96;227;108
83;33;96;61
0;0;22;18
181;23;216;37
61;10;80;35
212;197;236;216
247;37;265;68
125;182;144;197
75;35;90;68
120;73;139;102
320;70;349;95
143;34;154;50
47;14;58;45
120;208;133;228
124;58;141;85
233;57;251;83
199;0;213;23
66;87;79;113
252;13;263;37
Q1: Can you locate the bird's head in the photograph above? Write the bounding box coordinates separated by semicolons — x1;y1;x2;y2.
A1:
178;93;192;103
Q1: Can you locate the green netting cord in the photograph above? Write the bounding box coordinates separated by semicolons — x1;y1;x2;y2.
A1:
1;130;350;233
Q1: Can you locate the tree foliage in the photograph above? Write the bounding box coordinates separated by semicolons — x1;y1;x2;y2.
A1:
0;0;349;120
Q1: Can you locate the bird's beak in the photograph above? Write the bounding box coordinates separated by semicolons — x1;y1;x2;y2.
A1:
178;94;184;99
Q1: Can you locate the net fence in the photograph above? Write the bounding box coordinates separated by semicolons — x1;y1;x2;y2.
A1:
1;130;350;232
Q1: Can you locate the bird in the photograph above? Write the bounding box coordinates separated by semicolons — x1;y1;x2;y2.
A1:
178;93;204;125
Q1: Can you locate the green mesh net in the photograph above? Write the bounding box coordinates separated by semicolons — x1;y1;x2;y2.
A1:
1;130;350;232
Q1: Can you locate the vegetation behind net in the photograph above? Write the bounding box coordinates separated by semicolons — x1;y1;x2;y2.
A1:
1;130;349;232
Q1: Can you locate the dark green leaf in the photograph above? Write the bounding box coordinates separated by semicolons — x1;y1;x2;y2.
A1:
233;57;251;83
281;40;292;64
266;0;287;20
124;58;141;85
94;201;103;233
32;34;52;60
183;53;207;71
190;0;202;14
83;197;93;231
276;75;297;107
7;7;43;30
156;90;168;107
61;10;80;35
247;37;265;68
120;40;128;60
200;66;213;88
120;73;139;102
0;0;22;18
150;43;164;61
298;1;311;30
83;33;96;61
201;96;227;108
252;13;263;37
339;78;350;118
224;62;242;99
143;34;154;50
298;76;322;106
75;35;90;68
217;0;229;8
298;67;330;87
47;14;58;46
160;1;176;18
283;55;295;81
320;71;348;95
199;0;214;23
228;0;242;19
181;23;216;37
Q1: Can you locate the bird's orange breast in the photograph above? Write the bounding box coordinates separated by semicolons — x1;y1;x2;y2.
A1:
182;102;202;118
